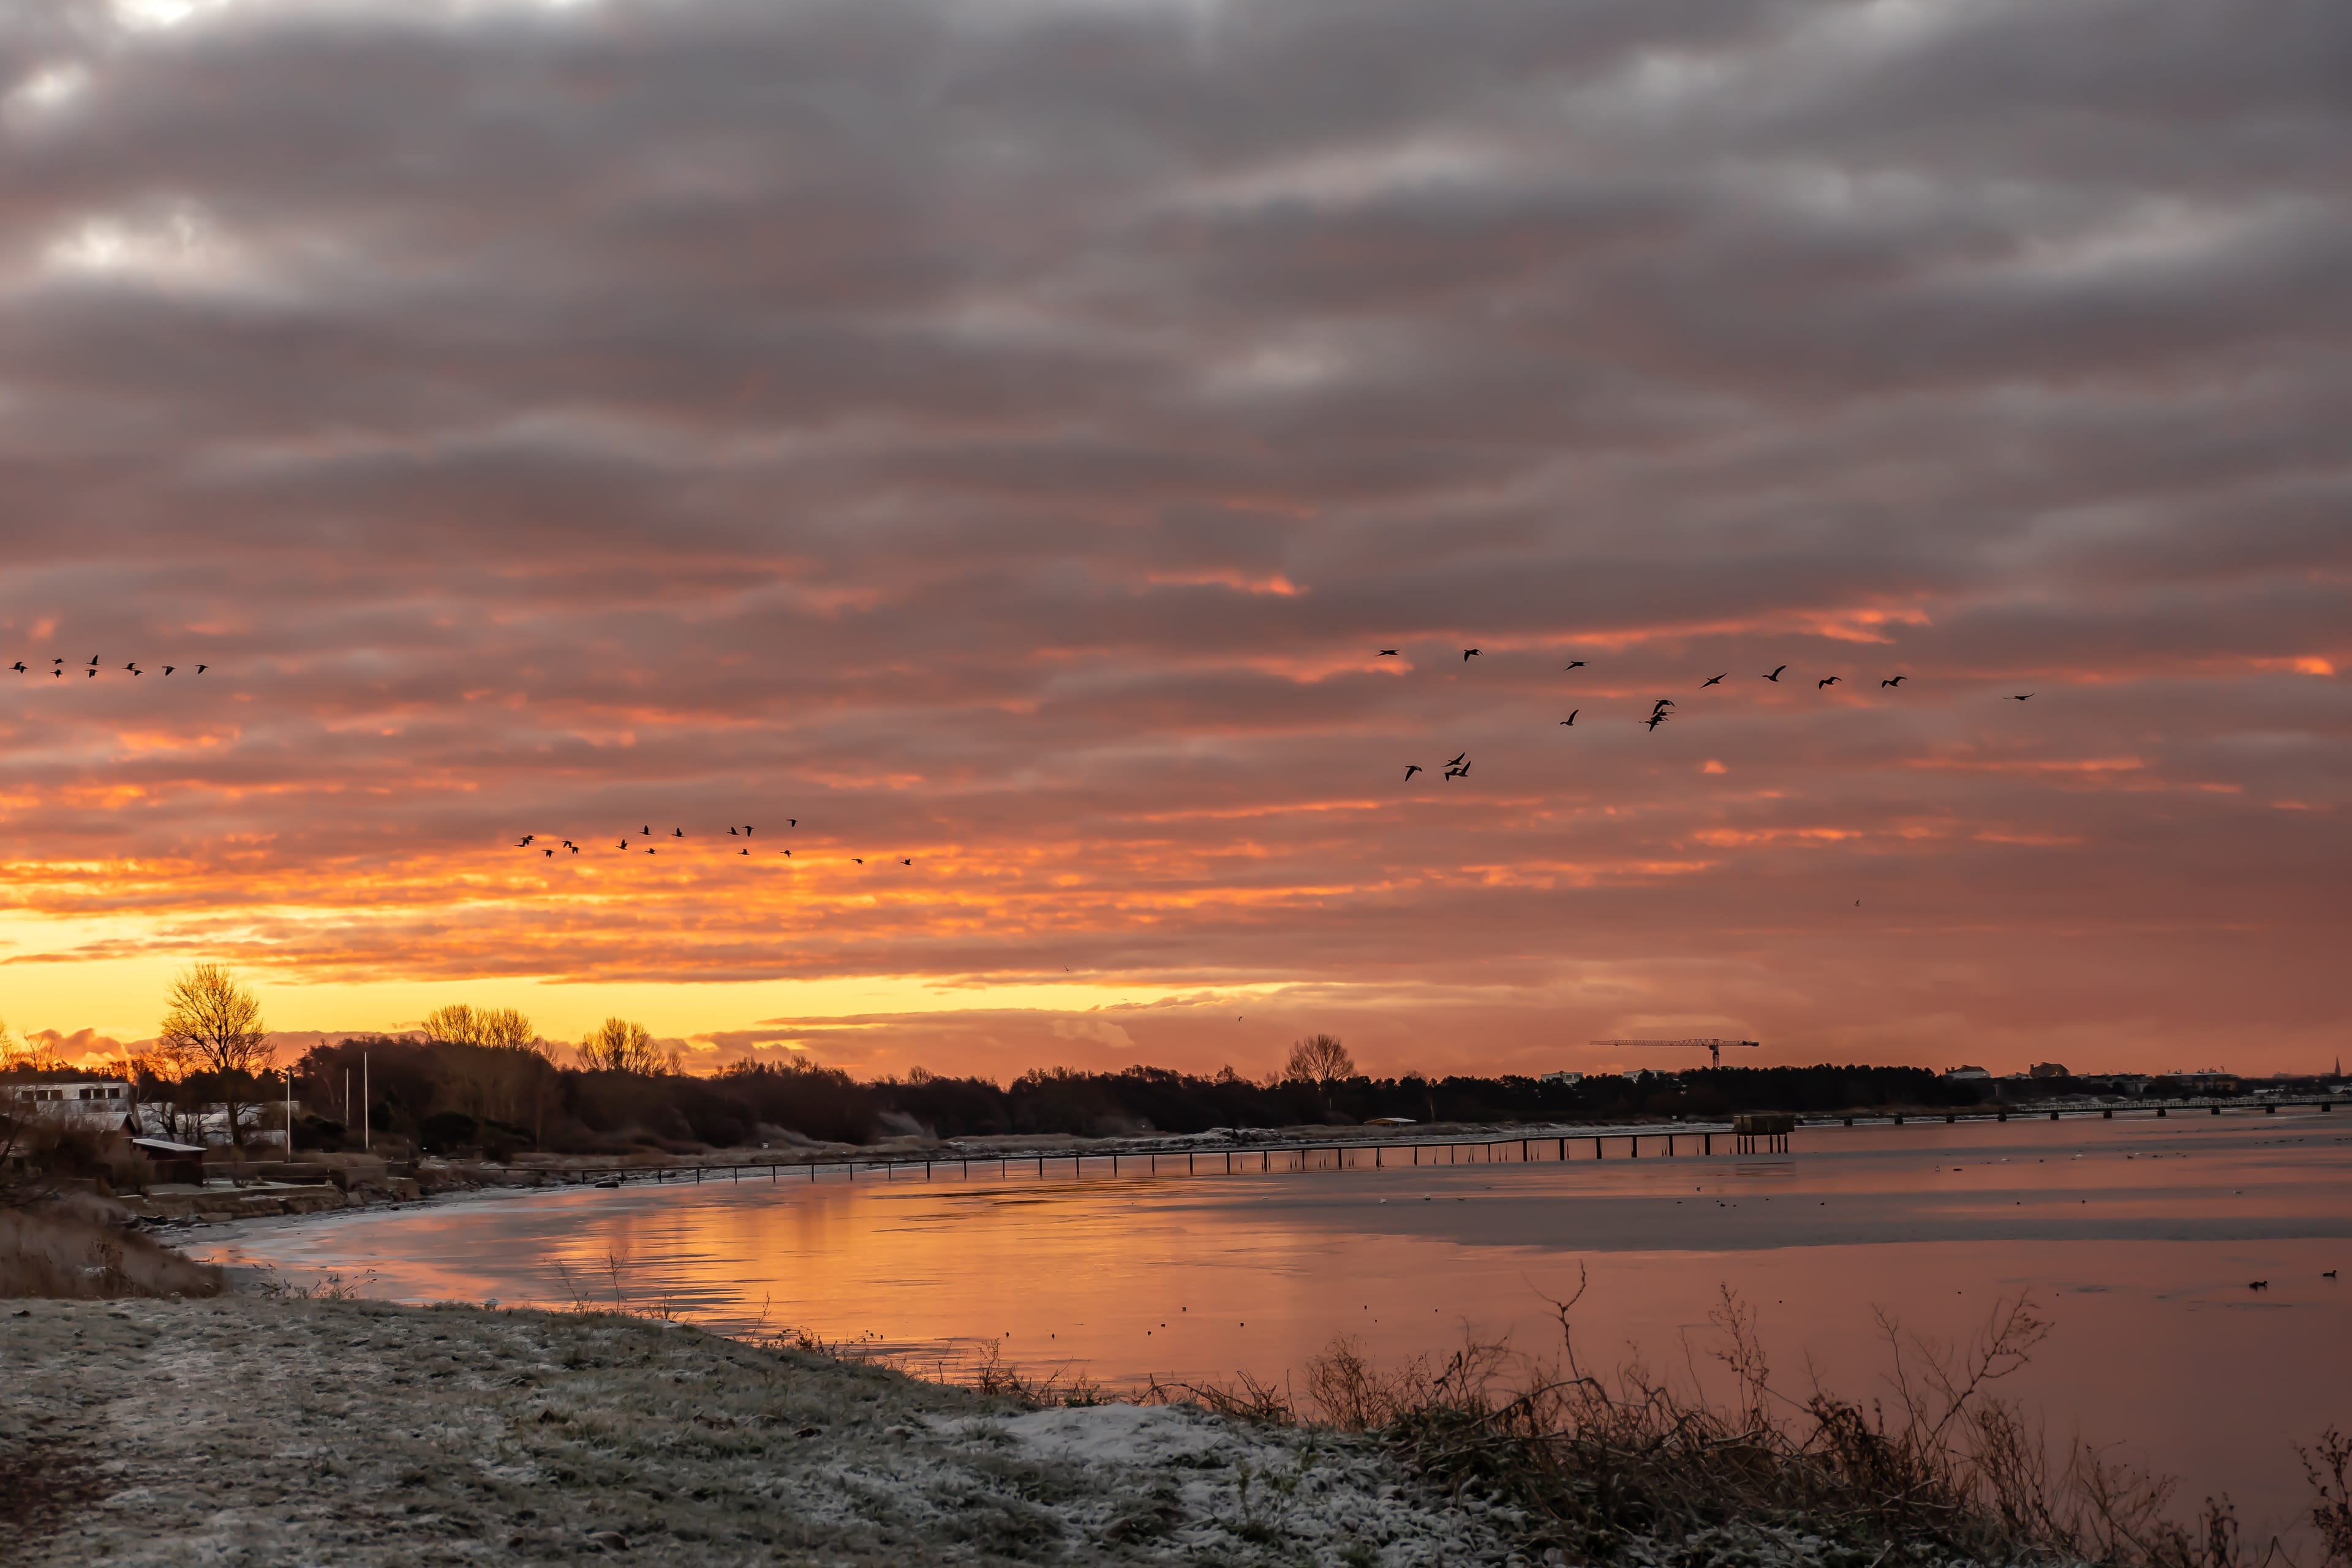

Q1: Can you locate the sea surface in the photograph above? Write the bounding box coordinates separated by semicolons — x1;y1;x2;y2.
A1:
196;1110;2352;1537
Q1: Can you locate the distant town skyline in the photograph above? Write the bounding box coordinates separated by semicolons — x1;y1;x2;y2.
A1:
2;0;2344;1080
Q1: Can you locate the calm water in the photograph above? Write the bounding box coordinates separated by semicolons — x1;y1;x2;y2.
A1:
198;1112;2352;1535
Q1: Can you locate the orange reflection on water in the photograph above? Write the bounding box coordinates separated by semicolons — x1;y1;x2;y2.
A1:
201;1113;2352;1532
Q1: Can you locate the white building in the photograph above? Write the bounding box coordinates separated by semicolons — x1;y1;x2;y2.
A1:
6;1080;137;1132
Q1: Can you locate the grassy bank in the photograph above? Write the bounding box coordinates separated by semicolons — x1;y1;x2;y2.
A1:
1;1294;1522;1567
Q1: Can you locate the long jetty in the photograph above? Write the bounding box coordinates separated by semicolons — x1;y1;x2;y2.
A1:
529;1096;2338;1191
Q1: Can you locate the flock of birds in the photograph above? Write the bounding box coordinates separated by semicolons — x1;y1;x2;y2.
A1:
513;821;916;869
1390;648;2035;782
9;655;209;678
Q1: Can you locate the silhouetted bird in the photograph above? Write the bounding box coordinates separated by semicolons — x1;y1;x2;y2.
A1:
672;827;683;838
544;848;552;858
740;848;749;856
1646;712;1668;730
8;663;20;673
1882;675;1906;687
1765;665;1787;682
1701;674;1725;687
1446;761;1471;779
87;656;98;666
781;849;790;856
86;668;94;677
1378;649;1398;656
1818;676;1839;688
1651;698;1674;712
164;666;174;675
2248;1280;2268;1291
743;826;753;835
788;818;796;827
124;663;140;674
1404;764;1422;780
195;665;206;673
1564;660;1585;670
516;838;531;848
901;858;913;866
853;857;864;864
1462;648;1479;660
2326;1270;2338;1279
568;845;579;854
729;827;739;835
1446;752;1467;768
2011;693;2033;701
1561;711;1577;726
643;826;650;835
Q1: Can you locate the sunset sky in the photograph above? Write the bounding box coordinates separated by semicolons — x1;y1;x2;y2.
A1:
1;0;2345;1082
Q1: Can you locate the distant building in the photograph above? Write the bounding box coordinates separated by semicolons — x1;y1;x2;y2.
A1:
1540;1071;1583;1086
2028;1061;2070;1079
6;1079;136;1133
1942;1066;1991;1081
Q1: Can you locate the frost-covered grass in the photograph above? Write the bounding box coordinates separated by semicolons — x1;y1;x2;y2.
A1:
0;1295;1525;1566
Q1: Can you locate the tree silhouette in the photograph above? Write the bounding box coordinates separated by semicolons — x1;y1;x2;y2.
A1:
423;1003;539;1052
1284;1033;1355;1085
576;1017;679;1075
159;963;271;1150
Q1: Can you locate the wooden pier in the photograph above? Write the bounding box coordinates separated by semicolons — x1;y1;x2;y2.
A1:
526;1095;2336;1193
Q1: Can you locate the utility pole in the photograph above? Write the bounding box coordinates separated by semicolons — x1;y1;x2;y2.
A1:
361;1051;369;1153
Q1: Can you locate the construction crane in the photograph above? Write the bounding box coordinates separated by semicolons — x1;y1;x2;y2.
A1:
1589;1038;1761;1069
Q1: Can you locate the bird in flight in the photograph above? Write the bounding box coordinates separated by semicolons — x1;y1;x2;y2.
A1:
617;838;628;850
729;827;739;835
1701;674;1725;687
8;663;20;674
1765;665;1787;682
1817;676;1839;688
1651;698;1675;712
1462;648;1479;661
1646;711;1668;730
852;856;864;864
786;818;797;827
1446;752;1468;768
1564;660;1585;671
642;826;651;836
1445;760;1471;779
2011;693;2034;701
1378;649;1398;656
86;668;95;678
124;663;140;675
900;858;913;866
86;655;98;667
1404;764;1422;780
163;666;175;675
195;665;206;674
672;827;684;838
515;837;532;848
780;849;791;856
1561;710;1578;726
740;848;750;856
1881;675;1906;687
742;825;753;836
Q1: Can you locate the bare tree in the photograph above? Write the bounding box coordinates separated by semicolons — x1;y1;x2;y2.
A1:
158;964;271;1151
423;1003;540;1052
129;1035;203;1143
1284;1033;1356;1085
576;1017;678;1075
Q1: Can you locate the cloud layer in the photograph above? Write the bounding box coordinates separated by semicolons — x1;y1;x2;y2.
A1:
1;0;2345;1076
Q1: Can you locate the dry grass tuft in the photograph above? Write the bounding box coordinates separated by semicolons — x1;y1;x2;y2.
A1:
0;1200;224;1300
1150;1267;2318;1568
